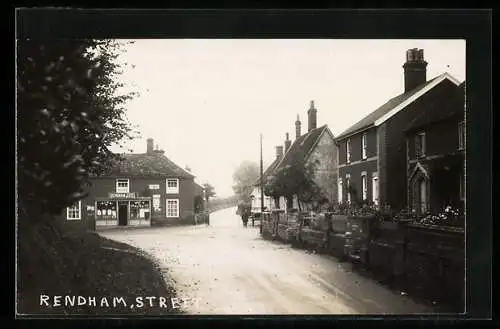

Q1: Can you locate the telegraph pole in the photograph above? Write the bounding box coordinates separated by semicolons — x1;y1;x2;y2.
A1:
259;133;264;229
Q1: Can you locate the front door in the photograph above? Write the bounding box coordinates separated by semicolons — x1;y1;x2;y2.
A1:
118;201;129;226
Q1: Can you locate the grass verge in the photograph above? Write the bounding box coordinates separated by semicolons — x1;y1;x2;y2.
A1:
17;216;182;316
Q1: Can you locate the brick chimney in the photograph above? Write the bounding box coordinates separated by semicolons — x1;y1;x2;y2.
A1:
284;133;291;153
146;138;154;154
307;100;317;132
403;48;428;92
276;145;284;160
295;114;301;139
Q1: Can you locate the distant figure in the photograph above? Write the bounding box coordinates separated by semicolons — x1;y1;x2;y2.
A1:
238;201;251;227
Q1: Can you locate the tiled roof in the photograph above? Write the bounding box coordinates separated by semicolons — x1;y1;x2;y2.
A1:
253;156;281;187
99;152;194;179
403;81;465;133
273;125;328;172
252;125;327;186
335;75;445;140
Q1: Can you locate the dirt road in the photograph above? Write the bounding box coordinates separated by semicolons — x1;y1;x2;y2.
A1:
101;207;433;315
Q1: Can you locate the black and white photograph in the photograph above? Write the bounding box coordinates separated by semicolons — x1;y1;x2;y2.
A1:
15;9;491;319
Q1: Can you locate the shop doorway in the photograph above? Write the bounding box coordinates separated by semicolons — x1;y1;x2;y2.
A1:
118;201;129;226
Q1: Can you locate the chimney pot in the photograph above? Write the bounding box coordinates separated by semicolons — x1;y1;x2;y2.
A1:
307;100;317;132
284;133;291;153
147;138;154;154
295;115;301;139
403;48;428;92
276;145;284;159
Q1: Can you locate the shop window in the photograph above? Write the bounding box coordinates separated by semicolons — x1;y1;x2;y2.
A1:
166;178;179;194
96;201;117;220
66;201;81;220
130;200;151;220
166;199;179;218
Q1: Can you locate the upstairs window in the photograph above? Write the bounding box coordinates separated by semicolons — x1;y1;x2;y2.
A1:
458;121;465;150
116;179;130;193
415;132;426;158
362;133;367;159
166;178;179;194
346;139;351;163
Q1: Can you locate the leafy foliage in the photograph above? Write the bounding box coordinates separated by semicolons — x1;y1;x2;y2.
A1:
17;39;139;217
202;183;216;202
194;195;204;213
232;160;260;203
264;150;328;212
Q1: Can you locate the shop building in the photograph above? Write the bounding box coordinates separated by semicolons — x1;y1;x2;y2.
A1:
63;138;197;230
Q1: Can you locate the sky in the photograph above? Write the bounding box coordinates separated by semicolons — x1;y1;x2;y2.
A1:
111;39;466;197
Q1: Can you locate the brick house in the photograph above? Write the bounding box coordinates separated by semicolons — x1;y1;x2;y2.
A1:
63;138;197;230
251;101;338;212
404;82;465;214
335;48;462;211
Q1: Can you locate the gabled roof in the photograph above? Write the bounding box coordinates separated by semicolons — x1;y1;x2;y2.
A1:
404;81;465;134
252;125;330;187
336;73;461;140
253;156;281;187
273;124;329;173
99;152;195;179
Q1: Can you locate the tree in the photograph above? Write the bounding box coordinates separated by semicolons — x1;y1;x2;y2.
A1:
232;160;260;203
17;39;139;220
264;150;328;213
202;183;216;203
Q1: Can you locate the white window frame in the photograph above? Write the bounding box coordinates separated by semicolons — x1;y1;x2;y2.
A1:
458;121;465;150
415;132;426;158
66;201;82;220
338;179;343;203
346;139;351;163
152;194;161;211
346;174;351;204
362;133;367;160
361;174;368;201
116;178;130;193
166;199;179;218
372;174;379;205
166;178;179;194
